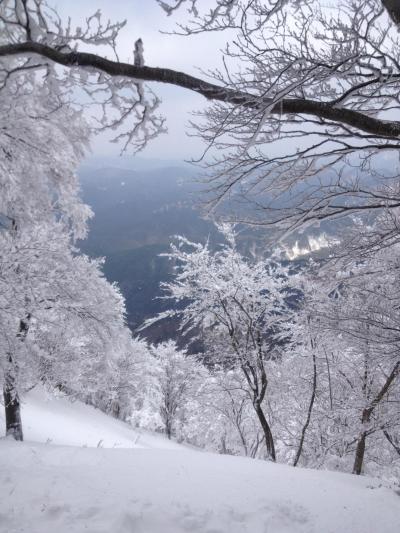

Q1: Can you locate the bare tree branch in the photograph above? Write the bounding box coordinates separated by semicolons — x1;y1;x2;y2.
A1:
0;41;400;139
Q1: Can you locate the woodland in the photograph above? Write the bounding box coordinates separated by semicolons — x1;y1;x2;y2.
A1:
1;0;400;484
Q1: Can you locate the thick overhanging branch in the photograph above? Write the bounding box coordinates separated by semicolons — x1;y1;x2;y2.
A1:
1;41;400;139
382;0;400;25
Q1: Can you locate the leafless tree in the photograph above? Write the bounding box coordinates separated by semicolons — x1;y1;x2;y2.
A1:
1;1;400;236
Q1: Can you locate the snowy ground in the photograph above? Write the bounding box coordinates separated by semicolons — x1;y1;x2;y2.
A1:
0;390;399;533
0;388;184;450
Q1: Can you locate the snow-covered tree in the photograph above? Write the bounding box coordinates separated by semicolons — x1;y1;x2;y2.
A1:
198;367;265;458
1;1;400;238
152;225;294;460
97;336;151;422
148;341;203;440
0;60;136;440
0;194;134;441
293;248;400;476
1;0;400;484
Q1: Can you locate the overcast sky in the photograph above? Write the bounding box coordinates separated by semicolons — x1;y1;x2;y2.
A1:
54;0;227;162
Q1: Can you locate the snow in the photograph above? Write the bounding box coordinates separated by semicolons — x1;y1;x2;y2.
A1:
0;390;399;533
134;38;144;67
0;388;184;450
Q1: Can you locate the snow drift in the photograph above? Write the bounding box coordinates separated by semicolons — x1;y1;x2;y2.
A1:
0;387;184;450
0;389;399;533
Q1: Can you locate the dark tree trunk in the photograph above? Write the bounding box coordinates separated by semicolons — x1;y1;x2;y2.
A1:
165;418;172;440
3;361;23;441
237;424;248;457
254;401;276;462
234;329;276;461
2;317;31;441
382;0;400;25
383;430;400;456
110;400;120;419
352;361;400;475
293;352;317;467
353;431;367;475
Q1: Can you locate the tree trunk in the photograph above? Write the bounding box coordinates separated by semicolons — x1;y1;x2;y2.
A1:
110;399;120;419
383;430;400;457
165;419;172;440
254;401;276;461
293;352;317;467
2;317;31;441
353;431;367;475
352;361;400;475
3;365;23;441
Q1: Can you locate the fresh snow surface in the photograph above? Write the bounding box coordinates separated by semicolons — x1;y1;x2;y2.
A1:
0;388;184;450
0;389;399;533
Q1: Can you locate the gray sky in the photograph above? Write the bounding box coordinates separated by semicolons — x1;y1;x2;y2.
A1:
54;0;227;162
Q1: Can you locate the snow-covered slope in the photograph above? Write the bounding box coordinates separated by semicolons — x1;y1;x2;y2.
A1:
0;388;184;450
1;441;399;533
0;390;399;533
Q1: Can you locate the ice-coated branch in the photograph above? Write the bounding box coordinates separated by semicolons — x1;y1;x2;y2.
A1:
3;0;400;230
1;41;400;139
382;0;400;25
157;0;400;31
0;0;163;152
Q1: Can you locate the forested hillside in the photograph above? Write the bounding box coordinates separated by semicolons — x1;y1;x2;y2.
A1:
2;1;400;531
78;160;331;342
78;161;217;342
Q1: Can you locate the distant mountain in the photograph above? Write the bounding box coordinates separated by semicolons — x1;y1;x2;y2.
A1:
78;161;217;345
79;165;219;254
78;158;344;346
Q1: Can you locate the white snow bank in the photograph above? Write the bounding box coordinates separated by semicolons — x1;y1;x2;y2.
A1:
0;440;399;533
0;388;399;532
0;388;184;450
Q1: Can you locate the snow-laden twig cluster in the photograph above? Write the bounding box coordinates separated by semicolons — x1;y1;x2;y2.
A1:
0;58;138;440
0;0;166;153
